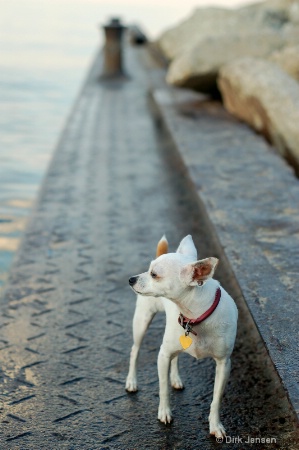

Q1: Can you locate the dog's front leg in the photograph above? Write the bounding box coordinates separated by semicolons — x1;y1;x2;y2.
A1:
209;357;231;438
126;298;156;392
157;345;172;424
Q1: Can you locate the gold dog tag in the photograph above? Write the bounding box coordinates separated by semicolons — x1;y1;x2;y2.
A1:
179;334;192;349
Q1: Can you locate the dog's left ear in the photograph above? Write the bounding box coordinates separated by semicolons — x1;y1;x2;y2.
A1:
180;257;219;286
176;235;197;259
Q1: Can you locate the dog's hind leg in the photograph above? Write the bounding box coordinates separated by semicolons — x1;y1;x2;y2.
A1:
126;295;158;392
170;356;184;390
209;357;231;438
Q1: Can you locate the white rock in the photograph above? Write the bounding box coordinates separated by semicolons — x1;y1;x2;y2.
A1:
269;45;299;81
157;0;299;61
158;7;237;61
166;31;286;92
218;57;299;170
158;0;299;92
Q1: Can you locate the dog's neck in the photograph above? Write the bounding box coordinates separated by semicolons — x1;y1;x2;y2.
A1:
171;279;220;319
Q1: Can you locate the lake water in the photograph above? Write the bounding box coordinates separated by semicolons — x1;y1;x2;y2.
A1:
0;0;251;290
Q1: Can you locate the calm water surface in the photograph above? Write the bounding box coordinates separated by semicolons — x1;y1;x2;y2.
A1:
0;0;250;289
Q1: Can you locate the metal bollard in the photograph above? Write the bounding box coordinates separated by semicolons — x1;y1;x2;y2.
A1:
101;18;126;78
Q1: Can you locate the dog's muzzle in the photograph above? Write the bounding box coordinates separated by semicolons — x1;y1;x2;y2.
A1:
129;276;138;286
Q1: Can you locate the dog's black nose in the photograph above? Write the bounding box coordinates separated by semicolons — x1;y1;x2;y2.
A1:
129;276;138;286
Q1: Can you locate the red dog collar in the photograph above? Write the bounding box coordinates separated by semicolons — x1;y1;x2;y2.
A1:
178;287;221;336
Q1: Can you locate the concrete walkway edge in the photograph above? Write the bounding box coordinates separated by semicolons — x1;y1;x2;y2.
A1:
151;85;299;424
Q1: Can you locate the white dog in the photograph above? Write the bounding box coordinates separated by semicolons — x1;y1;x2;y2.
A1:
126;235;238;438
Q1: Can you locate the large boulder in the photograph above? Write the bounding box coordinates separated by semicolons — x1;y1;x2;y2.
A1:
158;7;238;61
166;31;286;92
157;0;299;92
158;0;299;61
218;57;299;171
269;45;299;81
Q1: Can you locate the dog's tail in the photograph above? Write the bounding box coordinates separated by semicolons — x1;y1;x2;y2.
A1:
156;235;168;257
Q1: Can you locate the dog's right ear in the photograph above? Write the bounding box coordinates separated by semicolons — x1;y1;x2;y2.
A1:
156;235;168;257
180;257;219;286
176;235;197;259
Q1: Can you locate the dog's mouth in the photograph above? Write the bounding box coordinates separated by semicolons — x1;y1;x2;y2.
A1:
135;289;160;298
129;285;140;294
128;280;158;297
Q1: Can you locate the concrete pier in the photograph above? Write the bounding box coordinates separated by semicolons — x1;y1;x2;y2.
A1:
0;40;298;448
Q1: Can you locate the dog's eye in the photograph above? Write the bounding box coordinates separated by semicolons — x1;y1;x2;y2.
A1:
151;271;158;279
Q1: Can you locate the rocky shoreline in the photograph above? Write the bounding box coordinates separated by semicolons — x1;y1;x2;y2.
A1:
156;0;299;173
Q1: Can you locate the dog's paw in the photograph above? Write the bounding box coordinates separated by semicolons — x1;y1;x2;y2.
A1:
170;375;184;390
125;377;138;392
209;422;226;439
158;405;173;424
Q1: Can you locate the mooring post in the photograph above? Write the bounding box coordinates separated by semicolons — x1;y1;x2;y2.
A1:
101;17;126;78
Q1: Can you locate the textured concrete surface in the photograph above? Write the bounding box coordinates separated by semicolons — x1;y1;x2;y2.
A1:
0;43;298;449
